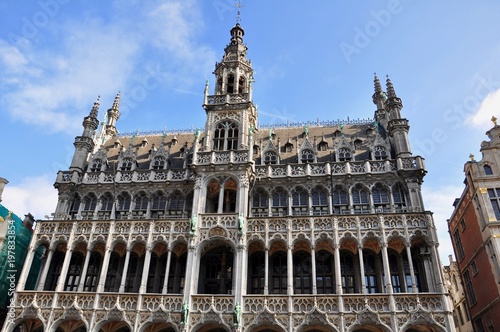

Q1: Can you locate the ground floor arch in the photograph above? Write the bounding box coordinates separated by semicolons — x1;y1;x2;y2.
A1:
12;318;44;332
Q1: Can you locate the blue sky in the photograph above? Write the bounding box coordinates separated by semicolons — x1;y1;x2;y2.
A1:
1;0;500;263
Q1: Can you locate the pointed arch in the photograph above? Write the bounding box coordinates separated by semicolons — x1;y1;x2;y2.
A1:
311;185;329;215
252;187;269;217
332;185;349;214
292;186;309;216
272;187;288;217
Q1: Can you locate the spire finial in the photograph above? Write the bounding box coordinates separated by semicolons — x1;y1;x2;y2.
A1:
491;116;498;126
112;92;121;110
89;95;100;118
374;73;383;94
235;0;244;23
386;75;397;98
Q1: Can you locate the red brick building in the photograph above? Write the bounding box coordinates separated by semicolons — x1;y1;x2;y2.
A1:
448;118;500;332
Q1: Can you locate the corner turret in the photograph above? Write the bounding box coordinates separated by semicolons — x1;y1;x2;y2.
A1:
69;97;100;171
385;76;412;157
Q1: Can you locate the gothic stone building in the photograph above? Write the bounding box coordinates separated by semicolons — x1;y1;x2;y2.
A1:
4;23;454;332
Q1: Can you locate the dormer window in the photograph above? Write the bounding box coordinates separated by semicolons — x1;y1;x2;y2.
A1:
354;139;362;150
484;165;493;175
227;74;235;94
213;121;239;151
284;142;293;153
114;140;121;149
373;146;388;160
301;149;314;163
121;158;133;171
141;138;148;148
338;148;352;162
152;156;166;170
318;141;328;151
264;151;278;164
90;159;102;172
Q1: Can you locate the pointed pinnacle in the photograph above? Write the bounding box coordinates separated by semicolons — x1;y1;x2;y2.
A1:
386;75;397;98
374;73;382;94
89;95;100;118
112;92;121;110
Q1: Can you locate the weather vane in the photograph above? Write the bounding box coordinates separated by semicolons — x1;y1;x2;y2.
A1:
235;0;244;23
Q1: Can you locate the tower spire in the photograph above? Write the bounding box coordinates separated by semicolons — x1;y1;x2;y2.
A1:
106;92;121;136
384;76;411;157
386;75;397;99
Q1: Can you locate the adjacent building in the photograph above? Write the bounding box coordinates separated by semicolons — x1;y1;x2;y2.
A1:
3;22;454;332
0;179;42;327
447;118;500;332
442;255;473;331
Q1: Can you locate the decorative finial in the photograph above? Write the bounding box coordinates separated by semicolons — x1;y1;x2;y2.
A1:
374;73;382;94
89;95;100;118
491;116;498;126
235;0;244;23
386;75;396;98
112;92;121;110
469;153;475;161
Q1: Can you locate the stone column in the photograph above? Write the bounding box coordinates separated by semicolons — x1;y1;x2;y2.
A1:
381;243;393;294
311;246;317;294
96;245;112;293
334;244;342;295
358;246;366;294
287;244;294;295
139;245;153;293
264;246;269;295
55;246;73;292
162;249;173;294
405;245;417;293
118;247;131;293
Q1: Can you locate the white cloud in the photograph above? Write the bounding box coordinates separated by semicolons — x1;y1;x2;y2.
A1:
469;88;500;130
422;185;465;264
0;0;216;134
1;175;58;220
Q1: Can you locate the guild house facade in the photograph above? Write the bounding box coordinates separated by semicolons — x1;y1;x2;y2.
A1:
4;22;454;332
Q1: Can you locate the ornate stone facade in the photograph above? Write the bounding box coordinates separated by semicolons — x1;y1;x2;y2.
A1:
3;23;454;332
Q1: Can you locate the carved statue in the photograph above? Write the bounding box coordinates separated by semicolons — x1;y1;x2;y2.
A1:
233;302;242;327
181;301;189;325
238;213;245;235
190;214;197;234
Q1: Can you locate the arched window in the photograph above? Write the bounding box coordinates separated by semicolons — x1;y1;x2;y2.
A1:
293;251;312;294
363;249;383;293
312;186;328;215
264;151;278;164
69;194;81;219
116;192;131;218
120;157;133;171
392;183;407;212
132;192;148;218
125;248;145;293
340;249;359;293
147;251;167;293
90;158;102;172
99;193;113;219
284;142;293;153
213;121;239;151
332;186;348;214
484;164;493;175
238;76;246;94
388;248;412;293
372;184;390;213
316;250;335;294
44;248;65;291
104;249;126;292
301;149;314;163
252;188;269;217
82;193;97;219
168;191;186;218
338;147;352;161
248;251;265;294
292;187;309;216
152;156;166;170
64;251;85;291
270;251;287;294
84;251;103;292
272;188;288;216
167;251;187;294
352;185;369;214
151;192;167;218
227;74;235;93
373;146;388;160
198;246;233;294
